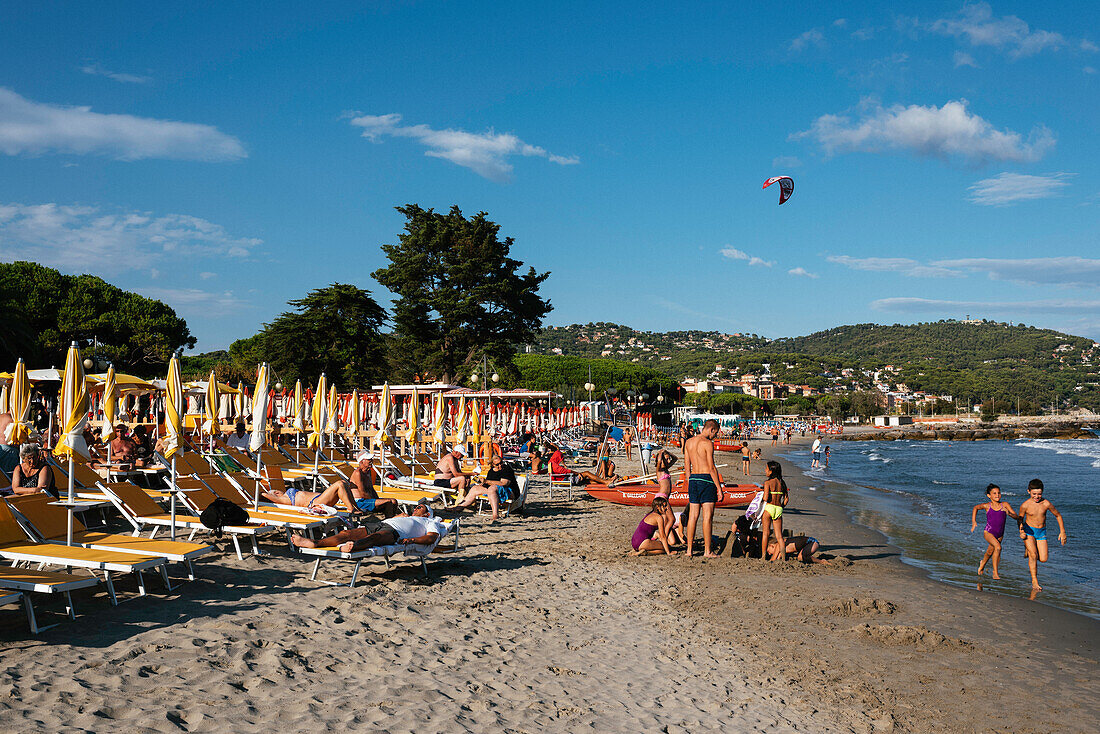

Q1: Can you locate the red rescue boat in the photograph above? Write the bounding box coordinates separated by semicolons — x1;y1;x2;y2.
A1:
586;482;760;508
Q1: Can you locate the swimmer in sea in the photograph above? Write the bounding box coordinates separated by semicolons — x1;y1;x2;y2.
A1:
969;483;1019;579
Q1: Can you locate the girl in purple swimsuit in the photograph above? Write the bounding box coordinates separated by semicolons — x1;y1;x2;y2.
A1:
970;483;1020;579
628;496;677;556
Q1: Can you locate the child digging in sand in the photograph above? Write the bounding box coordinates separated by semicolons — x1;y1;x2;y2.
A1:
969;483;1019;579
1017;479;1068;591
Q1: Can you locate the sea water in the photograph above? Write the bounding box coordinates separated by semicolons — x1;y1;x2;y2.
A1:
780;437;1100;619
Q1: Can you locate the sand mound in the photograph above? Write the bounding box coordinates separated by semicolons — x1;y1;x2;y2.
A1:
850;623;969;650
829;598;897;616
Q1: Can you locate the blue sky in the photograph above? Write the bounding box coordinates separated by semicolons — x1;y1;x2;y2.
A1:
1;1;1098;349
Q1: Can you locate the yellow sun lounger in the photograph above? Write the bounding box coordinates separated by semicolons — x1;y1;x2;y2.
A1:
0;567;101;633
0;500;167;605
8;493;214;583
102;482;268;561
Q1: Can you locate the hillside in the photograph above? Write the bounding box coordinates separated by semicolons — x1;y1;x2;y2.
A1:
531;320;1100;411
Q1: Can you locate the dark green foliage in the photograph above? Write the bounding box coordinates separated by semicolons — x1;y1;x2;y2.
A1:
0;261;194;373
373;205;552;383
227;284;388;388
510;354;668;399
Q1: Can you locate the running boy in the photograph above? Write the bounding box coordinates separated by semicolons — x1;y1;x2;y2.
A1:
1016;479;1067;591
969;483;1019;579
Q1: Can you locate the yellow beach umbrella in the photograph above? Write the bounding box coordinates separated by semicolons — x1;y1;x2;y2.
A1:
250;363;269;454
235;381;246;422
454;395;468;444
327;384;339;435
53;343;90;461
100;365;118;443
202;370;219;437
431;393;446;447
470;398;482;441
404;386;419;445
0;383;8;419
291;379;304;433
164;354;184;539
375;382;393;444
348;389;360;439
54;343;89;545
308;374;327;449
6;358;32;444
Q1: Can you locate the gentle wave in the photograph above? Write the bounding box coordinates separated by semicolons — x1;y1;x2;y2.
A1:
1017;439;1100;468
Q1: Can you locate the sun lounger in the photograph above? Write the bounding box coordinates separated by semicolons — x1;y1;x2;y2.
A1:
0;567;100;633
0;500;168;605
475;474;529;518
188;475;338;538
298;519;461;586
102;481;267;561
8;493;214;582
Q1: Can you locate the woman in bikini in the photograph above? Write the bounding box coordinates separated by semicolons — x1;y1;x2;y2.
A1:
760;460;789;561
628;496;677;556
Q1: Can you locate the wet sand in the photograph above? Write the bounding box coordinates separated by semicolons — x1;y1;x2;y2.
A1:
0;436;1096;732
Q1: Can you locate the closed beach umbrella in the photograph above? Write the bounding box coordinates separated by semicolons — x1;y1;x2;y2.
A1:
404;386;419;445
235;381;246;422
470;398;481;441
348;389;360;441
454;395;468;444
292;380;305;433
249;363;269;454
0;383;7;421
375;382;392;443
309;374;327;449
327;384;339;435
202;370;219;438
164;355;184;539
6;359;32;444
431;393;446;447
53;344;90;545
100;365;118;443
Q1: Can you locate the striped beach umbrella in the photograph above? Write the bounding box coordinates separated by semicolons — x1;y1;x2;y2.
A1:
292;379;304;433
404;386;419;445
202;370;219;438
375;382;392;443
249;363;269;453
100;365;118;443
6;359;32;444
431;393;446;447
235;381;246;422
53;343;89;461
348;389;360;440
327;383;339;436
454;395;468;444
308;374;327;449
163;356;183;461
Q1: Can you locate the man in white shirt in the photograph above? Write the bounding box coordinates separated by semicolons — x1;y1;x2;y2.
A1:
811;436;822;469
225;422;250;450
291;502;447;553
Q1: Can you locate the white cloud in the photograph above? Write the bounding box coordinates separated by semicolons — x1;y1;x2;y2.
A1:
138;287;251;316
967;172;1071;205
789;28;826;52
851;27;877;41
930;3;1066;58
0;202;260;271
720;247;774;267
1084;66;1098;75
833;19;848;28
788;267;818;278
794;98;1054;164
871;296;1100;315
953;51;979;68
827;255;963;278
199;271;216;280
1083;40;1099;53
771;155;802;168
933;257;1100;289
347;112;578;182
0;87;245;161
80;64;151;84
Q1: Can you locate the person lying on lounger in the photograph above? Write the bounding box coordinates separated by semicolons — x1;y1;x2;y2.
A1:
262;456;400;518
321;451;400;517
291;502;447;553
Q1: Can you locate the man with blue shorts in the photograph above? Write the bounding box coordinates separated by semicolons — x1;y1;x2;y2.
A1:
682;419;724;558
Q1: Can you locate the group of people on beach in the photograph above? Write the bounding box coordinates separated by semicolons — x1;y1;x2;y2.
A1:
970;479;1067;591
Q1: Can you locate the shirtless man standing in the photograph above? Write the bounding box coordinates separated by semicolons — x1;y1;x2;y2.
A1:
682;419;724;558
435;445;471;502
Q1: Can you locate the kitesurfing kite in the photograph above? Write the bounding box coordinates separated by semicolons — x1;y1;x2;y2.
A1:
762;175;794;205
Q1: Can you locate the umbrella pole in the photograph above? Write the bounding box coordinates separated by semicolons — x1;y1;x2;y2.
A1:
254;455;263;509
169;455;178;541
66;451;75;545
312;434;321;492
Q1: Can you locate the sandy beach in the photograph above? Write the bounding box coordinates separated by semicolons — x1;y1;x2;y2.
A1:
1;436;1097;732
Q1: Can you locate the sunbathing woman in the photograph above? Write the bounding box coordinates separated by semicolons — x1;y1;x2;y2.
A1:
760;460;789;561
628;496;677;556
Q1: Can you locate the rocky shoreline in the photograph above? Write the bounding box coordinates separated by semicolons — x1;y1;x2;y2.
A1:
839;422;1098;441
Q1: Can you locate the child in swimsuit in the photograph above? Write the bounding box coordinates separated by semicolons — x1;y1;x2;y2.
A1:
628;496;677;556
1016;478;1068;591
969;483;1019;579
761;460;789;561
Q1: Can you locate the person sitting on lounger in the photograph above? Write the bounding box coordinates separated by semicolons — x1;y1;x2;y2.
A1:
291;501;447;553
323;451;400;517
451;456;516;522
435;445;471;500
